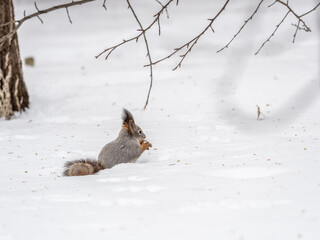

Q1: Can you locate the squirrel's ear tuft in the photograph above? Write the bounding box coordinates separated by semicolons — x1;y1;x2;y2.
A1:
122;108;135;124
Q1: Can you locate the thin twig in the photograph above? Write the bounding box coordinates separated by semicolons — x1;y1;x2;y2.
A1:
126;0;154;110
34;2;44;24
217;0;265;53
292;19;300;43
95;0;174;59
155;0;169;18
268;1;277;8
300;3;320;17
275;0;311;32
0;0;95;44
255;10;290;55
145;0;230;70
255;0;319;52
209;25;215;33
34;2;40;11
0;21;17;28
291;23;308;32
102;0;107;11
66;7;73;24
157;18;161;35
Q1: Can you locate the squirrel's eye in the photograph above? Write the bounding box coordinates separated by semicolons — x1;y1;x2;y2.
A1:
138;130;142;135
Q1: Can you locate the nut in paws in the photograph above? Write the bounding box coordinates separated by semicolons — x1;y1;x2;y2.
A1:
141;140;152;150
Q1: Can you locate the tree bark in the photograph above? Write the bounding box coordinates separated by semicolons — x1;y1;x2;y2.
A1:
0;0;29;119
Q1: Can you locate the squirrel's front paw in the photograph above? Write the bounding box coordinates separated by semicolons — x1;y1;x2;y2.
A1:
140;140;152;151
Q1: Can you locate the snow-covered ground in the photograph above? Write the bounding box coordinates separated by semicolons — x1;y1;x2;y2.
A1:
1;0;320;239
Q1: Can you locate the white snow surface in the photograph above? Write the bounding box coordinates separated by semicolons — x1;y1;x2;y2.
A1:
1;0;320;239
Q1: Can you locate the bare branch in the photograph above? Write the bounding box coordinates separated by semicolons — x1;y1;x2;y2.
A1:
255;10;290;55
126;0;154;110
96;0;174;59
275;0;311;32
0;0;95;45
264;0;319;49
217;0;265;53
146;0;230;70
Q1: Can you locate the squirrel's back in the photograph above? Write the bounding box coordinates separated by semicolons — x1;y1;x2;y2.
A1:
63;159;105;176
98;133;142;169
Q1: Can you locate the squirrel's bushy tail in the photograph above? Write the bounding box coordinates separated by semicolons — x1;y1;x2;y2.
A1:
63;159;105;176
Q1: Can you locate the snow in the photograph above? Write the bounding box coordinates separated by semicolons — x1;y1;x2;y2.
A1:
1;0;320;239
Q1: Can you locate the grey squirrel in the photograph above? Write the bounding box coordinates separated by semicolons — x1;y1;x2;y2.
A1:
63;109;152;176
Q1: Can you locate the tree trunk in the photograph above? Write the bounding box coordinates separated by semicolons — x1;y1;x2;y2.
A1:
0;0;29;119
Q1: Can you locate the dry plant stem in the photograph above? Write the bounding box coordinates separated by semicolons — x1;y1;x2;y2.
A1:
146;0;230;70
95;0;174;59
255;10;290;55
157;18;161;35
217;0;265;53
0;0;95;44
126;0;153;110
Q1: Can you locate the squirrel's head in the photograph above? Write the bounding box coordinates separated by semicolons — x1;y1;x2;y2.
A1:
122;108;146;141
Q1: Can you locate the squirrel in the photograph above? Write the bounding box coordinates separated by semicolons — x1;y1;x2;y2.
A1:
63;108;152;176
